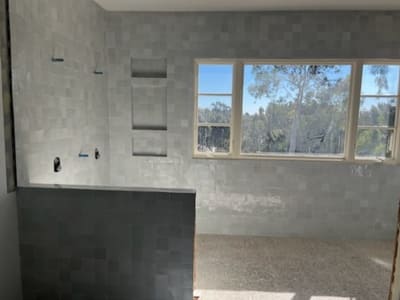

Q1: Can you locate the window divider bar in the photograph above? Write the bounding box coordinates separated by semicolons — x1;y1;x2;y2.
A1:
345;61;363;161
232;61;244;158
198;93;232;97
357;125;395;130
361;94;400;98
198;123;231;127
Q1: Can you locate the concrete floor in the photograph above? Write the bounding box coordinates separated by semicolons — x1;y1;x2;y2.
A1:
194;235;395;300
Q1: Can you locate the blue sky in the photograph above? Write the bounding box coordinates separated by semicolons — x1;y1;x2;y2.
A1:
198;64;233;94
198;64;400;114
361;65;399;95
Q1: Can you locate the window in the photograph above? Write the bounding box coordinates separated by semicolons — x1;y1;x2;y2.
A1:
195;63;233;154
242;63;351;157
194;60;400;162
355;64;400;159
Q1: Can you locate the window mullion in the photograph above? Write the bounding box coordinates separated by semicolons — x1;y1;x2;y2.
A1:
393;68;400;162
231;61;244;158
345;61;363;161
193;62;199;154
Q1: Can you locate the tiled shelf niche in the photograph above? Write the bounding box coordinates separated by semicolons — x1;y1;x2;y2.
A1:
131;57;167;79
132;78;167;130
132;130;167;157
131;57;168;157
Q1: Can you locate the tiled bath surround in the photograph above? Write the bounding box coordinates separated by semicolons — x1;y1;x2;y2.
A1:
17;187;195;300
10;1;400;239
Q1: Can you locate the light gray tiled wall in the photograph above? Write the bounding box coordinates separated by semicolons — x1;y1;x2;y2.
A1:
10;0;109;186
106;12;400;239
10;4;400;239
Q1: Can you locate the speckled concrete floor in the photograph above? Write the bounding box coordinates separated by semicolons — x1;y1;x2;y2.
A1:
195;235;395;300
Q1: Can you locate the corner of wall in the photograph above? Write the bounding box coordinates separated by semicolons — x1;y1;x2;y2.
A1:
0;45;22;300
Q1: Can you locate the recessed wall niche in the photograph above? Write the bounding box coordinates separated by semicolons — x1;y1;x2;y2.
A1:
131;57;168;157
132;78;167;130
131;57;167;78
132;131;167;157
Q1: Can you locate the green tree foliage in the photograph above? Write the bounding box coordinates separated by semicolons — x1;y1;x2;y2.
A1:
242;64;395;157
197;101;231;152
198;102;231;124
243;64;350;154
356;65;394;157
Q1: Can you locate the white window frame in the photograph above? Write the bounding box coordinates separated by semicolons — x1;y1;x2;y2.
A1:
193;59;236;157
193;59;400;164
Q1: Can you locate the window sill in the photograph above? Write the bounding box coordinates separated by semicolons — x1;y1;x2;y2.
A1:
193;153;399;165
355;158;398;165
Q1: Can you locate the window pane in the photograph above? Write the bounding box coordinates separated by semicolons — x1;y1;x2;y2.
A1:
358;97;397;127
198;64;233;94
198;126;230;153
198;96;232;124
356;129;394;158
361;64;400;96
241;64;351;155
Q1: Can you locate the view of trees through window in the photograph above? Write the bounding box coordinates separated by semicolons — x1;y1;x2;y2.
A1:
196;62;400;159
241;64;351;156
197;64;233;153
356;64;400;158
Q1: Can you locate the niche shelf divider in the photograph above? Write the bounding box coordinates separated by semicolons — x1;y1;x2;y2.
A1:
132;153;168;158
131;58;167;79
132;125;167;131
131;57;168;157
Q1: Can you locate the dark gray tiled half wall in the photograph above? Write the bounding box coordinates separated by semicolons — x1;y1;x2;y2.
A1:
17;187;195;300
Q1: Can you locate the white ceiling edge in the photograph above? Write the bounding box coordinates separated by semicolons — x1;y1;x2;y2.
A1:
93;0;400;11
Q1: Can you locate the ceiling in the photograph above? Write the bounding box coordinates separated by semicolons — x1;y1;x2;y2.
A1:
93;0;400;11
